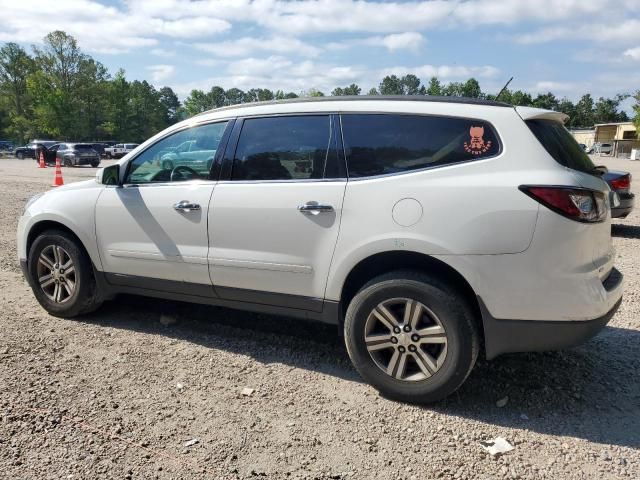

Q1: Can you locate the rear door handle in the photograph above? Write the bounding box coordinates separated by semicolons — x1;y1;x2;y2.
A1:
173;200;201;212
298;202;334;213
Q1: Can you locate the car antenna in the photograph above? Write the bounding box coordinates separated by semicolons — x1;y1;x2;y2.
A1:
495;77;514;102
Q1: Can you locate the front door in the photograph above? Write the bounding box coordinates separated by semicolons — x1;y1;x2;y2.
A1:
95;120;230;294
208;115;346;310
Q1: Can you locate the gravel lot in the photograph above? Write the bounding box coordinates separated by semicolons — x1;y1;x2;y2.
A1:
0;156;638;479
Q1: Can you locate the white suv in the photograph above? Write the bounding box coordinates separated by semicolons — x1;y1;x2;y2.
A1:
17;97;624;402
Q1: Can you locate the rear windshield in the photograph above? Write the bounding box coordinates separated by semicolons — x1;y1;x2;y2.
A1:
526;119;595;174
73;144;93;150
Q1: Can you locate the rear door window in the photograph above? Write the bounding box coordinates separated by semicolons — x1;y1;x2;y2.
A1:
231;115;340;181
341;114;501;178
526;119;595;174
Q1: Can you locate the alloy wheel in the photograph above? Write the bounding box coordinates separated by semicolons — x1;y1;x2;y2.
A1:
364;298;448;382
36;245;76;304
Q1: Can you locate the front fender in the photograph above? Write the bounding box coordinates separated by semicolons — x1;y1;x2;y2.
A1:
18;185;104;270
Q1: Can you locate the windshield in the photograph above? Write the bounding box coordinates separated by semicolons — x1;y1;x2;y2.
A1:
526;119;596;174
73;144;94;150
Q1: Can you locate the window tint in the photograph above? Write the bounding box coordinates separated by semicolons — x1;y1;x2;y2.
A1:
526;120;595;174
342;114;500;178
232;115;335;181
74;144;93;150
126;121;228;184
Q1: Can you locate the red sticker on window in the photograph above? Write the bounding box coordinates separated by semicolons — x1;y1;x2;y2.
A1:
464;126;492;155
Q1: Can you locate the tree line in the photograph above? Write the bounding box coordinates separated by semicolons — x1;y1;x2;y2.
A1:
0;31;638;145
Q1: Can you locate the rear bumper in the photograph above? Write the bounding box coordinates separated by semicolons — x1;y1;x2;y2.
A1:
611;192;634;219
480;268;623;359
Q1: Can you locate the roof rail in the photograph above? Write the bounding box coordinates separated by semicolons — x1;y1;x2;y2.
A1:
194;95;513;117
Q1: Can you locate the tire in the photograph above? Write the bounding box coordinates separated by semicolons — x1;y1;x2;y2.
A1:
27;230;103;318
344;270;479;403
17;152;23;160
106;152;112;159
91;161;100;168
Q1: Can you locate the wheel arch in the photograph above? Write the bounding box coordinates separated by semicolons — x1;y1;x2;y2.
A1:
25;219;101;271
338;250;483;341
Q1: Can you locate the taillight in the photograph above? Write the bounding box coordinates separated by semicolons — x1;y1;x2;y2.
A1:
519;186;607;223
609;174;631;192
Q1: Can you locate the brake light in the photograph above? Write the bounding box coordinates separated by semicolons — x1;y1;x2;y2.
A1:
520;186;607;223
609;174;631;192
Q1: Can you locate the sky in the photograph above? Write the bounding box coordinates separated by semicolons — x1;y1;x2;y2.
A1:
1;0;639;107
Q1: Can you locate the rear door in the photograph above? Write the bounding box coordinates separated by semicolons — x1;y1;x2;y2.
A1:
208;114;346;310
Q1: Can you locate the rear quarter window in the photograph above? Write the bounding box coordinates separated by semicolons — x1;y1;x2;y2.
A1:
341;114;501;178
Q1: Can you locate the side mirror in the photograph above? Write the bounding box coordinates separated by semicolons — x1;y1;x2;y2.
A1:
96;163;120;185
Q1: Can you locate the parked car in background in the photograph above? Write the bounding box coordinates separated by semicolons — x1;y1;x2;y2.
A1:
588;142;613;155
159;139;217;175
0;140;14;152
14;140;57;160
17;97;623;403
105;143;139;159
603;170;634;218
43;143;101;167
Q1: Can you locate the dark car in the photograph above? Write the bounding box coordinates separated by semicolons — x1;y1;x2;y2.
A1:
603;170;634;218
43;143;101;167
15;140;57;159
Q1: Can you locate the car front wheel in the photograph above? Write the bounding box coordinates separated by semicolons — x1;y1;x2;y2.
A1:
27;230;103;318
344;270;479;403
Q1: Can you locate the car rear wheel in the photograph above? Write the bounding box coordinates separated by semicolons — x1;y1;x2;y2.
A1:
17;152;23;159
91;161;100;168
28;230;103;318
344;270;479;403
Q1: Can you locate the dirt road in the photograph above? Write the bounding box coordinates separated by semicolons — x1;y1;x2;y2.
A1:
0;157;638;479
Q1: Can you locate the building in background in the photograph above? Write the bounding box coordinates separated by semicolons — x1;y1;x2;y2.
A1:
594;122;639;157
569;128;595;149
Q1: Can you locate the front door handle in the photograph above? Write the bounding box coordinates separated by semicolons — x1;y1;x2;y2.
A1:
298;202;334;213
173;200;201;212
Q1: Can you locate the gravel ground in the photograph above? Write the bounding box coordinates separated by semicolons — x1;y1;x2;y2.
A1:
0;156;638;480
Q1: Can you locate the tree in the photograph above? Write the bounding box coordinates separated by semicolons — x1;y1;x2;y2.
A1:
401;74;421;95
461;78;482;98
532;92;559;111
557;97;577;127
593;94;629;124
332;83;361;96
367;87;379;95
0;42;35;142
425;77;442;96
573;94;595;128
379;75;404;95
224;87;246;105
158;86;180;124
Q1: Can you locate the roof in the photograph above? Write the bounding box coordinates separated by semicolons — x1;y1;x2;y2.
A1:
195;95;513;117
594;121;635;127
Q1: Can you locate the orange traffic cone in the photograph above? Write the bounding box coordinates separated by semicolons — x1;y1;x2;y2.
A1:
38;151;46;168
52;158;64;187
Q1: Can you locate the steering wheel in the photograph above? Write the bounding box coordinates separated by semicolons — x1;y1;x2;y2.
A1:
170;165;199;181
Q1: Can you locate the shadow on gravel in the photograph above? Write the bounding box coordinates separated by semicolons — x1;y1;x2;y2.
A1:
81;295;640;449
612;224;640;239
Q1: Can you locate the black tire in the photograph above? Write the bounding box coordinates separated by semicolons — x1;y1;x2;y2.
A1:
91;161;100;168
27;230;103;318
106;152;112;159
17;152;23;160
344;270;479;403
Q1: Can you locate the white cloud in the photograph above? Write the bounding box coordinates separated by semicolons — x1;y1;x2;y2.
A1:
173;56;367;96
328;32;426;52
380;64;500;80
147;64;175;83
151;48;176;57
194;36;321;58
517;19;640;45
624;46;640;60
